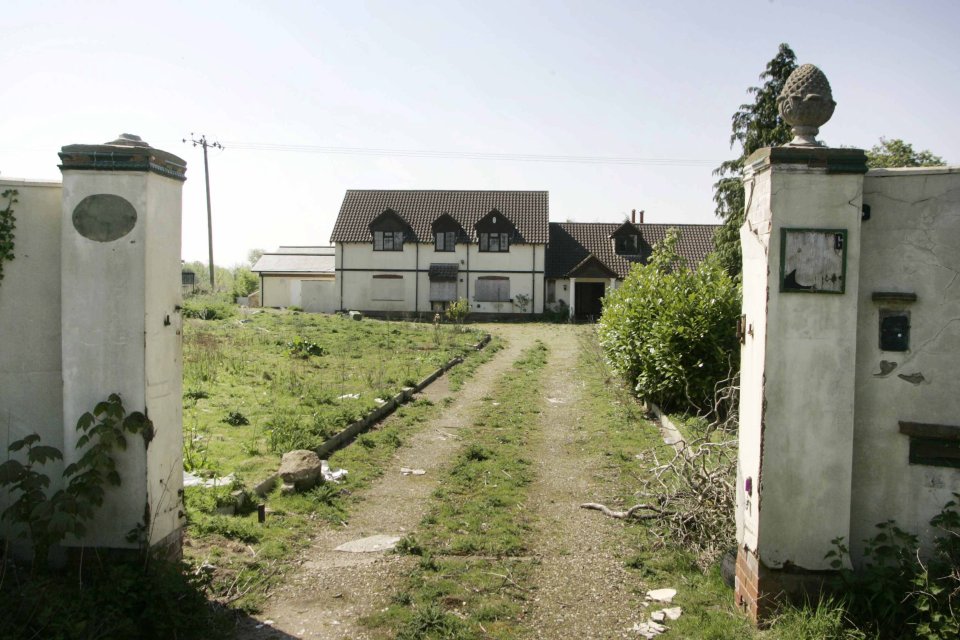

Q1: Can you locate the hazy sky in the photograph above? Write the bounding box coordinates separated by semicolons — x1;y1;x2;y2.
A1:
2;0;957;266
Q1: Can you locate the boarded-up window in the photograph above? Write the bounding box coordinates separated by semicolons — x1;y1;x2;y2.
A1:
372;274;404;301
475;276;510;302
430;281;457;301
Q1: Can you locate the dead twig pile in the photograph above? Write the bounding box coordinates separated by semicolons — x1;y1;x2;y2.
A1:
581;434;736;568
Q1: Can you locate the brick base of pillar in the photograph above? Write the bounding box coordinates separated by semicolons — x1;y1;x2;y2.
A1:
735;546;835;624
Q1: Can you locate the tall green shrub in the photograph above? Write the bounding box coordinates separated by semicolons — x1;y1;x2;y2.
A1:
598;229;740;412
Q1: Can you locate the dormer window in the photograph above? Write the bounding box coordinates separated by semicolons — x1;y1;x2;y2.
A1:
475;209;515;253
435;231;456;252
480;232;510;252
370;209;411;251
615;233;639;255
374;230;404;251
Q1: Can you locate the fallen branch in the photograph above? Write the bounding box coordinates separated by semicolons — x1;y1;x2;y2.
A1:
580;502;664;520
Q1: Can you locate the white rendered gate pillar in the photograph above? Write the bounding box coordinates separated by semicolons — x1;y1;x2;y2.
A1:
58;134;187;554
734;65;869;622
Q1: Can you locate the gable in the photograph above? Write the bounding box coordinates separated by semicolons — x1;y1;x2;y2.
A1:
568;254;619;279
369;209;412;234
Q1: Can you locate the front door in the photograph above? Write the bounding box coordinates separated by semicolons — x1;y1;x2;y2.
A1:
575;281;605;318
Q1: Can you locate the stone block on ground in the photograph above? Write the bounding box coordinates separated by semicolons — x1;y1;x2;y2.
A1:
279;449;324;491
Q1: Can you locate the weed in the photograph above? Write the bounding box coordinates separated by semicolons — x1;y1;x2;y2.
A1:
395;535;425;556
223;411;249;426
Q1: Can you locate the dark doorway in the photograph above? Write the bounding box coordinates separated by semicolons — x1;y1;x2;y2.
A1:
575;281;605;318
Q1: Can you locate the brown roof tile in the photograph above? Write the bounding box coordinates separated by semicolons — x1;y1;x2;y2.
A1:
330;190;549;244
545;222;720;279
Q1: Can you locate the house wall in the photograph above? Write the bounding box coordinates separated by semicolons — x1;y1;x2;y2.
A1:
0;179;65;496
336;241;544;314
851;167;960;559
301;279;337;313
261;274;334;308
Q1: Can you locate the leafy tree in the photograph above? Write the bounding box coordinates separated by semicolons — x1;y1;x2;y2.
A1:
247;248;265;266
182;260;234;295
713;44;797;275
598;229;740;412
866;137;945;168
232;266;259;297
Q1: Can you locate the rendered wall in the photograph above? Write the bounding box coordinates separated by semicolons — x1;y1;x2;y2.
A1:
337;242;544;314
301;279;337;313
738;149;865;571
143;171;185;547
261;275;334;309
851;167;960;560
0;180;65;523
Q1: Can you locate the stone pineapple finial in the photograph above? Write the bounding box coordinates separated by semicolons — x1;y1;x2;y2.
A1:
777;64;836;147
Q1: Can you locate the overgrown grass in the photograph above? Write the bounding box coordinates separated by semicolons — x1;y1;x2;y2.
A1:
182;309;486;482
181;310;495;617
366;341;549;639
575;331;758;639
185;395;458;612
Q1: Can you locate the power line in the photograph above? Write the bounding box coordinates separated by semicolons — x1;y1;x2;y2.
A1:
221;141;719;167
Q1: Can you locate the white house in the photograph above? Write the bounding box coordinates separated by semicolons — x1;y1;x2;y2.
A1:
329;190;550;316
259;191;719;318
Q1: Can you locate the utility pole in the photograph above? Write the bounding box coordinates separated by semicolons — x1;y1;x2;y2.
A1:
184;133;223;290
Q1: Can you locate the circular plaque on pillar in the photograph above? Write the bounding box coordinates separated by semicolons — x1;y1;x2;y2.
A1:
72;194;138;242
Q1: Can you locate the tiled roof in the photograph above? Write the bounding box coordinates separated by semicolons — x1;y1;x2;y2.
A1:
330;190;549;244
252;253;335;274
545;222;719;279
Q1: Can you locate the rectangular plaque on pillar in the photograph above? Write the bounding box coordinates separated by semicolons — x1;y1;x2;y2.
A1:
779;228;847;294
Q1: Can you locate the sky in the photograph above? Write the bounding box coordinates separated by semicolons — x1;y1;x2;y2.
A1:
1;0;957;267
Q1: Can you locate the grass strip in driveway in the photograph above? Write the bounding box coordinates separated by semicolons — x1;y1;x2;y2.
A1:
365;341;549;640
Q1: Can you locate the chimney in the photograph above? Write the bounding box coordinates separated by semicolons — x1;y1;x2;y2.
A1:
631;209;636;223
638;209;645;224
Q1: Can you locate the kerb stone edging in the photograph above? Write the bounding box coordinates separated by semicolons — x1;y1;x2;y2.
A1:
253;333;492;498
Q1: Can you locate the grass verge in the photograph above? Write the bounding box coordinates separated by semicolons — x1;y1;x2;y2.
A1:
575;331;758;639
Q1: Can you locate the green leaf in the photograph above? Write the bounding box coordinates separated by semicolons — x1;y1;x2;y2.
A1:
9;433;41;451
76;412;95;431
27;445;63;464
0;459;25;484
